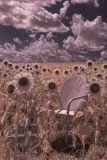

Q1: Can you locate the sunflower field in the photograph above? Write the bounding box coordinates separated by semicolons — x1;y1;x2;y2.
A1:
0;60;107;160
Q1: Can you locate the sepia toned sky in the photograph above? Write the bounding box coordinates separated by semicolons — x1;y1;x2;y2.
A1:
0;0;107;62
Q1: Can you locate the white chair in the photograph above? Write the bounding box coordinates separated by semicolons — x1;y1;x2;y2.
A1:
34;75;88;144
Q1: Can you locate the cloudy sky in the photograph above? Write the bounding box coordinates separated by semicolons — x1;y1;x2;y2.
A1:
0;0;107;62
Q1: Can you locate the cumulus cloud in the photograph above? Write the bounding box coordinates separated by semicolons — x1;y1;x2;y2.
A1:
46;32;55;40
0;0;69;32
71;0;99;7
13;37;22;44
100;50;107;60
60;1;70;18
0;35;76;62
63;15;107;53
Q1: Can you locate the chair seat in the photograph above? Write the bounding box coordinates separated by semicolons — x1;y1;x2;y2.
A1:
55;109;74;116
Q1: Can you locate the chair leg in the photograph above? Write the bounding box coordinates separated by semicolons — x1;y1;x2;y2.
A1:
65;116;69;145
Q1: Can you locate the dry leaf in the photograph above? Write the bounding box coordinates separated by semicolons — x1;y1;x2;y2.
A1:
73;111;84;121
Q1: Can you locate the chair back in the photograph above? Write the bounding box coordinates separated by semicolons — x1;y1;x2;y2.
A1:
60;75;88;111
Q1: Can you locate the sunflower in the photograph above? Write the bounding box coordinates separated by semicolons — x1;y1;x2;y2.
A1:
80;65;87;72
34;70;41;75
26;67;29;71
2;60;9;66
2;72;8;79
26;63;30;68
30;67;33;71
41;66;48;73
14;64;20;70
72;65;79;72
102;63;107;70
96;73;102;79
19;69;22;72
86;79;104;97
22;65;25;69
93;67;98;71
63;69;69;75
6;81;17;99
104;75;107;81
91;77;97;82
87;60;94;67
8;62;13;68
33;63;39;69
13;72;35;94
54;69;60;75
44;79;59;93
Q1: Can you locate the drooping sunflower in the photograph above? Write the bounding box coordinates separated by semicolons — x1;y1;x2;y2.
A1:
6;81;17;99
44;79;59;93
86;79;104;97
13;72;35;94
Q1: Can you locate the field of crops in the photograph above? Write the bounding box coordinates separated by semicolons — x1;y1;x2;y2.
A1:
0;60;107;160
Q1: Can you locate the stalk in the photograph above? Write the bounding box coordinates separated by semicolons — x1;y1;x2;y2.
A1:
14;94;20;160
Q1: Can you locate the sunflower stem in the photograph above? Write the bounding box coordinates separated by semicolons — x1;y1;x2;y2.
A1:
14;94;20;160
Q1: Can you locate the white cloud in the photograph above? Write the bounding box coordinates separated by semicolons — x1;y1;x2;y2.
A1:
0;0;69;33
0;35;75;62
13;37;22;44
60;1;70;18
71;0;99;7
63;15;107;53
46;32;55;40
101;51;107;57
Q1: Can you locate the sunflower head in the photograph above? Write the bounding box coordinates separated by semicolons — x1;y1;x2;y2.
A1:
73;65;79;71
6;81;17;99
7;84;15;94
103;63;107;69
42;67;47;73
86;79;104;97
15;64;19;70
96;73;102;79
33;63;39;69
105;75;107;81
26;64;30;68
18;77;29;86
14;72;35;93
87;60;94;67
90;83;100;93
45;79;59;93
93;67;97;71
8;62;13;68
22;65;25;69
54;69;60;75
63;69;69;75
2;72;8;78
2;60;8;66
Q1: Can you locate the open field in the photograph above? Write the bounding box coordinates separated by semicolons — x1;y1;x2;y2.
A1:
0;61;107;160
